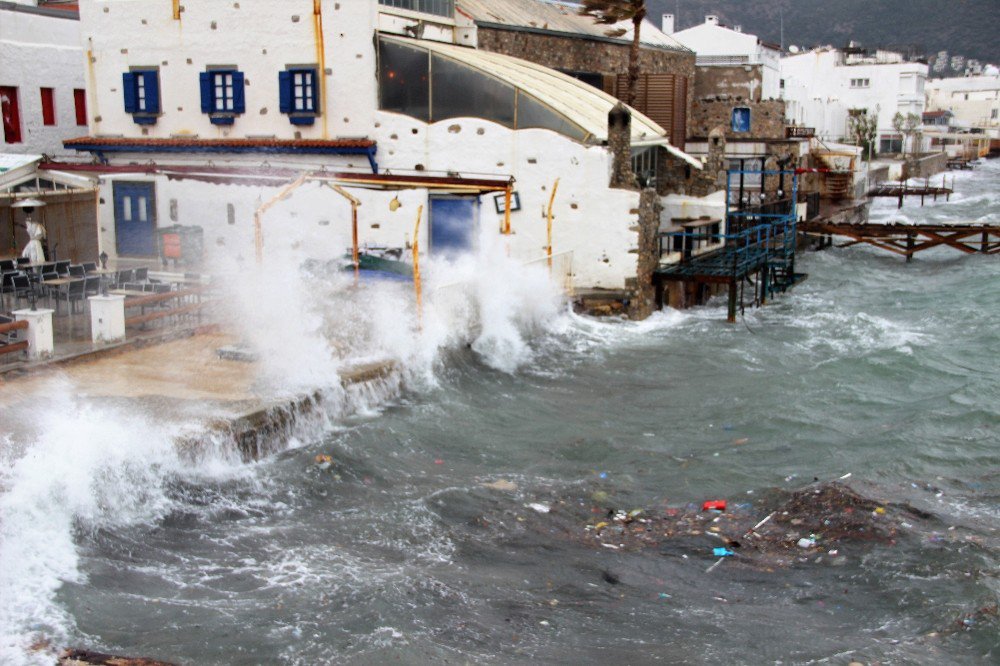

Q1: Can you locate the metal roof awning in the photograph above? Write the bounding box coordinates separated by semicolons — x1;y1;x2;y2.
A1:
0;154;98;201
382;36;700;168
632;137;703;169
384;36;662;143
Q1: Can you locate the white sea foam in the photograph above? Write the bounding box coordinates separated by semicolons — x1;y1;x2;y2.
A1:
0;389;251;665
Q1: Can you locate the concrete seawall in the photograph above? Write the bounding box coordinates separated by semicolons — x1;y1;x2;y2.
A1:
0;332;402;463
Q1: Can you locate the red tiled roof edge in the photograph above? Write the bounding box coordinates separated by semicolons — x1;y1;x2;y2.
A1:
63;136;375;149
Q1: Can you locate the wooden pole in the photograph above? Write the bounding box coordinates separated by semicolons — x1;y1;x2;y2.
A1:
546;178;559;271
412;204;423;327
351;202;359;282
503;186;512;235
727;278;737;324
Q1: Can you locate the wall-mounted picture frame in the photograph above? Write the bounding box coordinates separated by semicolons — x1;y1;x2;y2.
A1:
493;191;521;214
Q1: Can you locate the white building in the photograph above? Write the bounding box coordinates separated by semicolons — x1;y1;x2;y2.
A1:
925;74;1000;135
781;46;928;154
668;15;782;102
57;0;699;298
0;0;86;156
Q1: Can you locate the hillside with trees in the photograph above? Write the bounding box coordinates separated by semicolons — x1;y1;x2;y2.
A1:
651;0;997;74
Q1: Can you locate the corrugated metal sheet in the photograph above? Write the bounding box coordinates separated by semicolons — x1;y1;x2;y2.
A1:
457;0;690;52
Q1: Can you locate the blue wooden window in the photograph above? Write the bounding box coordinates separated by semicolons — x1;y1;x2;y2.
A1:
731;107;751;133
279;67;319;126
122;69;160;125
199;69;245;125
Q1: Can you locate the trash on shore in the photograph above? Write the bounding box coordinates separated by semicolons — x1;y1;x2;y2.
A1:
702;500;727;512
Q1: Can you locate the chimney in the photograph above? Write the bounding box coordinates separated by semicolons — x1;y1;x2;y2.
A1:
734;25;743;33
661;13;675;35
705;15;719;26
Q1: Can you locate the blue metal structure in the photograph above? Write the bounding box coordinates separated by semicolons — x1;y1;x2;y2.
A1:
654;169;806;322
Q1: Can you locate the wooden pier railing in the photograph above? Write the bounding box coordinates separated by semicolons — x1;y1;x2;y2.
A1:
0;319;29;357
123;287;209;329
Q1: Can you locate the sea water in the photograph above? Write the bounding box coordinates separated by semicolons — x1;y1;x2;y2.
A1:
0;161;997;664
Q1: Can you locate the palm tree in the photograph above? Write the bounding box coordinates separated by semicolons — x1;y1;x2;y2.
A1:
579;0;647;107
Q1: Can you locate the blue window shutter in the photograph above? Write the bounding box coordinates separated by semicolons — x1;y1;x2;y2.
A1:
310;69;320;114
232;71;245;114
144;71;160;114
278;71;292;114
122;72;138;113
199;72;212;113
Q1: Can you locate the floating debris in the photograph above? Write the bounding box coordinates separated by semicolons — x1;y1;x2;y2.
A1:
60;649;177;666
481;479;518;492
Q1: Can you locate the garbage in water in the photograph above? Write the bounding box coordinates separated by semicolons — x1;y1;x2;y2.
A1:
481;479;518;492
527;503;551;514
713;547;736;557
702;500;727;512
504;482;915;570
314;454;333;470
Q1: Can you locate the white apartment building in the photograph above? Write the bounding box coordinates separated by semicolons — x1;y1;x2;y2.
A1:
669;14;782;101
55;0;699;295
781;46;928;154
0;0;86;156
926;74;1000;135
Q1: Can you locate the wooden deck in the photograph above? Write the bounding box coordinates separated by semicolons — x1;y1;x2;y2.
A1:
867;182;953;208
800;221;1000;260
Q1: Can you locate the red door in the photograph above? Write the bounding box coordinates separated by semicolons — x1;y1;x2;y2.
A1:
1;86;22;143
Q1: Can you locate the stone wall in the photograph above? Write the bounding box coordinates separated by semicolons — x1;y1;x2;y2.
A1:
688;99;786;141
477;27;694;147
477;27;695;79
629;188;662;319
693;65;765;102
903;152;948;180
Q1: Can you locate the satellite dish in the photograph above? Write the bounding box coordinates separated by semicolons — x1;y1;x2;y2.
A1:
788;45;800;54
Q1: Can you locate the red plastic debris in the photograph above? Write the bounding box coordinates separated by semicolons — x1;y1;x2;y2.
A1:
702;500;727;512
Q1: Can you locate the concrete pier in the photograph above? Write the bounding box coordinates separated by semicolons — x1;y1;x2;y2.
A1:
0;332;398;461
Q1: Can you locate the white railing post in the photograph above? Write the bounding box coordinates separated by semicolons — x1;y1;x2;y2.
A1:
13;308;54;361
89;294;126;344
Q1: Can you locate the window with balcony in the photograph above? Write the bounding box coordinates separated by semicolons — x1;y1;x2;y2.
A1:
279;67;320;125
200;68;245;125
123;68;161;125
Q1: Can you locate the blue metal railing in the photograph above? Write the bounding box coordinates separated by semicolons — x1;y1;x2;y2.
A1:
657;170;800;288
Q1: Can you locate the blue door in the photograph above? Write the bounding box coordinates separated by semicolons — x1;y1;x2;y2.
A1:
430;197;478;256
114;182;157;256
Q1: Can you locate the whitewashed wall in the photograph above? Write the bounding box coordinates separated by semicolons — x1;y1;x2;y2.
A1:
0;7;85;156
926;75;1000;131
82;0;642;292
375;112;641;290
781;50;928;142
80;0;378;141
